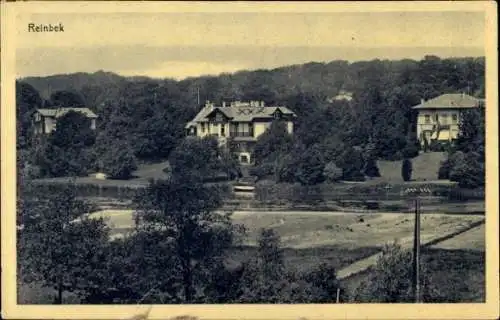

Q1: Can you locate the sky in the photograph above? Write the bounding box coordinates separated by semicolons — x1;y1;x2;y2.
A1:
15;10;486;79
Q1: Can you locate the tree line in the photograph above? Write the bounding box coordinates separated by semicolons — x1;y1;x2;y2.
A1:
16;55;485;183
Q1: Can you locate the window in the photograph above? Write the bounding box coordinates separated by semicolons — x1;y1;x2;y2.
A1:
452;114;458;123
440;113;449;124
221;125;225;137
240;155;249;163
424;115;431;124
274;109;282;120
201;123;206;133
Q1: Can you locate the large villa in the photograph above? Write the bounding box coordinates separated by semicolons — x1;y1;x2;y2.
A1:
185;100;296;164
412;93;484;147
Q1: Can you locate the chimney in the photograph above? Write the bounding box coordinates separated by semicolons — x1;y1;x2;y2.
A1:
420;98;425;105
260;101;265;107
222;101;226;108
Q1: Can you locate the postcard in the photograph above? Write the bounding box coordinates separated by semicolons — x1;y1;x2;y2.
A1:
1;1;498;319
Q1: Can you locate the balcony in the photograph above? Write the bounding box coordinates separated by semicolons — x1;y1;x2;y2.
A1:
229;131;254;138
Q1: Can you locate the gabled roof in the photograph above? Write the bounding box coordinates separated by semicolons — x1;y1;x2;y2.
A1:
35;108;98;118
188;104;296;126
412;93;481;110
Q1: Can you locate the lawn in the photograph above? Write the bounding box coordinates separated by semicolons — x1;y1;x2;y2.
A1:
430;224;485;251
33;161;171;187
377;151;447;182
89;210;485;251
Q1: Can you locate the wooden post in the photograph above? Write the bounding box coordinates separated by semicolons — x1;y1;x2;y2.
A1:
412;198;421;303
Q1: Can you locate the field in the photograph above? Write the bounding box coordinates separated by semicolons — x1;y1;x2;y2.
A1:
90;209;485;249
377;151;447;182
33;161;171;187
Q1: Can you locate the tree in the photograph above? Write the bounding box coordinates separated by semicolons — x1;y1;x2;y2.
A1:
97;139;138;179
302;263;344;303
238;228;288;302
294;145;326;185
169;136;231;182
18;183;109;304
449;151;484;188
35;111;96;177
454;107;485;161
403;133;421;159
364;158;381;178
253;121;294;166
323;161;343;183
337;147;365;181
48;90;86;108
402;159;413;182
353;243;437;302
16;81;43;149
133;178;234;303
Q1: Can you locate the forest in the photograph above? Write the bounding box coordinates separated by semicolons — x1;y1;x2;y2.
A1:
17;55;485;188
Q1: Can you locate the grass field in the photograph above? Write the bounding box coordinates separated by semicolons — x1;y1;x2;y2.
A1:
430;224;485;251
34;161;171;187
377;151;447;182
89;209;485;252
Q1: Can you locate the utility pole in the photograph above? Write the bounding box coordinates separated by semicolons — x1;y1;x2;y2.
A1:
412;197;421;303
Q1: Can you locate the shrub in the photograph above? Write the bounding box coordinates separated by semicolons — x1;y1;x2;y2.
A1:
294;145;326;186
364;158;381;178
98;140;138;180
438;158;452;179
449;151;484;189
337;147;366;181
401;159;412;182
323;161;343;182
429;140;451;152
249;163;276;180
353;243;438;302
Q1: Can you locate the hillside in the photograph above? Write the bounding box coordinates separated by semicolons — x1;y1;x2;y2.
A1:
19;56;485;109
19;70;127;100
377;151;448;182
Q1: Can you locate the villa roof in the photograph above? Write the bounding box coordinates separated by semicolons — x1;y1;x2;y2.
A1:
186;104;296;127
35;107;98;118
412;93;482;110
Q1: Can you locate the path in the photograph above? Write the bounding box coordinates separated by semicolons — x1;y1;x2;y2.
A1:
336;219;485;279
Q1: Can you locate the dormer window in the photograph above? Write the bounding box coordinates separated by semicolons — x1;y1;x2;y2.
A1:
273;109;282;120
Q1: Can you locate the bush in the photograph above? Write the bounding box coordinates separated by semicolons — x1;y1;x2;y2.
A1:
294;145;326;186
364;158;381;178
98;140;138;179
429;140;451;152
323;161;343;182
338;147;366;181
438;158;452;179
353;243;438;302
449;151;484;189
402;135;421;158
401;159;412;182
249;163;276;180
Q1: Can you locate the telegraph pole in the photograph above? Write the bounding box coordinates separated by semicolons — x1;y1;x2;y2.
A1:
412;197;421;303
